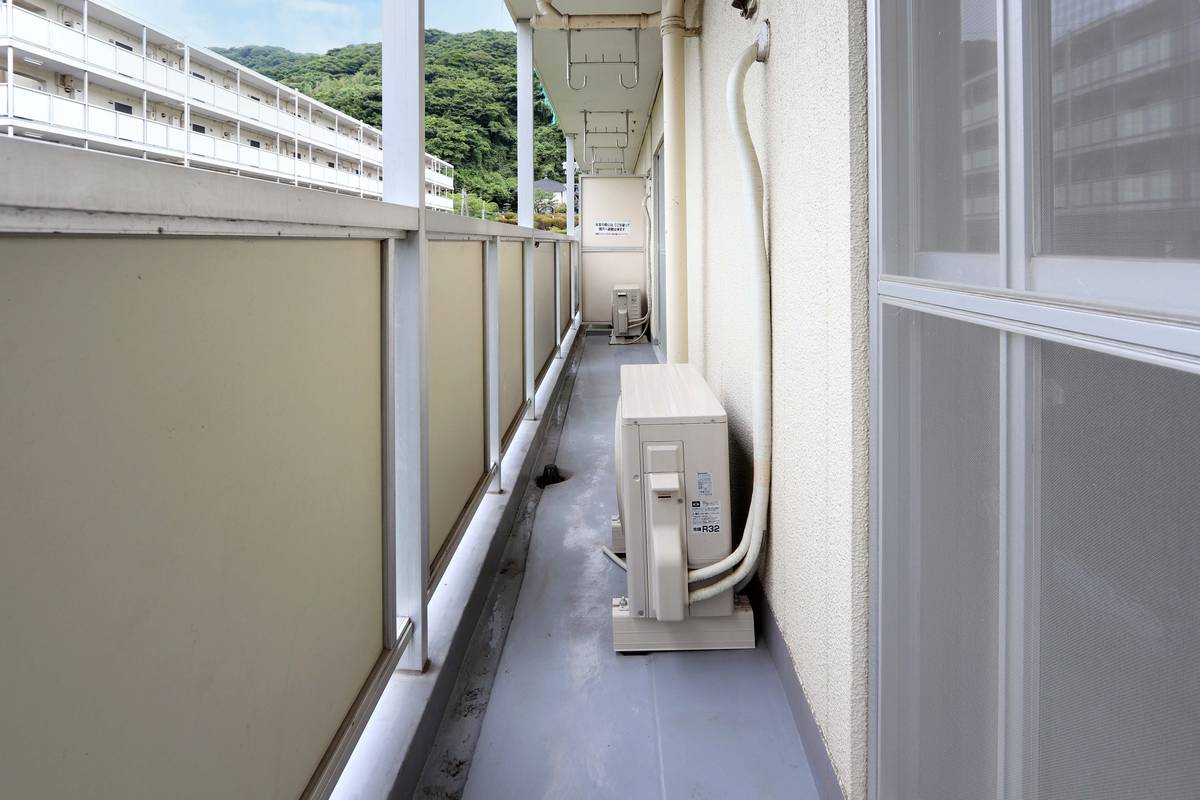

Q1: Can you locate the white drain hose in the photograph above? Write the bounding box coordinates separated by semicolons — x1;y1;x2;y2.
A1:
688;40;771;604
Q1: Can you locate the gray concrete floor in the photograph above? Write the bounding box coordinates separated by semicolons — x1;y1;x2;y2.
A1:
460;335;818;800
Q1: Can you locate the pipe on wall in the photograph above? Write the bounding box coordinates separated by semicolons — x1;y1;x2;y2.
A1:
689;30;771;603
661;0;688;364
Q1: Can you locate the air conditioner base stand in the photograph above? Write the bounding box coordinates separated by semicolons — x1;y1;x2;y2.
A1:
610;515;625;554
612;594;755;653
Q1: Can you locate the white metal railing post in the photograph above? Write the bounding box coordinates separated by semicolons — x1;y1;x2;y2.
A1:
517;19;534;229
7;46;13;137
523;239;536;420
5;0;11;137
576;241;585;321
384;0;429;672
554;242;564;358
182;45;189;166
82;71;90;148
485;236;503;492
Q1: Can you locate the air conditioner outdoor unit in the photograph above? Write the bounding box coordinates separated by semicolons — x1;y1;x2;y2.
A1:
611;363;755;652
610;284;642;343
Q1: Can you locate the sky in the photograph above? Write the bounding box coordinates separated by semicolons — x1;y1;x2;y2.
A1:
110;0;515;53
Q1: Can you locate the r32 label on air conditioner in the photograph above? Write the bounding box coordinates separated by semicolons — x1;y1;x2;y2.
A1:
690;499;722;534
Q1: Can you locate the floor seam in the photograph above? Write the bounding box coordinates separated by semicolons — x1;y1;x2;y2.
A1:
650;659;669;800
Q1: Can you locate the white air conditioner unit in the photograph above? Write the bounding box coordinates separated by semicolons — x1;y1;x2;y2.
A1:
611;363;755;652
610;284;643;343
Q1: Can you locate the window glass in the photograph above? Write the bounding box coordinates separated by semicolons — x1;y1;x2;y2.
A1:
1042;0;1200;259
915;0;1001;254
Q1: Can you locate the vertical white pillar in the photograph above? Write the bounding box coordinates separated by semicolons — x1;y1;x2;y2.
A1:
383;0;429;673
485;237;503;492
662;0;689;363
565;134;577;238
516;20;534;229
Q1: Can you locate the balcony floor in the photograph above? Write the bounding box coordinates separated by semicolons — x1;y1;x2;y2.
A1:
452;334;818;800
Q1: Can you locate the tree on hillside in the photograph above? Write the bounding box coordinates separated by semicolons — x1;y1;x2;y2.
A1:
215;31;566;211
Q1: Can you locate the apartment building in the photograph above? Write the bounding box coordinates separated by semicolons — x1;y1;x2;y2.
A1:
0;0;456;208
2;1;1198;799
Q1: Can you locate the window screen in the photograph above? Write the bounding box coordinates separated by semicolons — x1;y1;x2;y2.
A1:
1030;342;1200;798
879;308;1002;800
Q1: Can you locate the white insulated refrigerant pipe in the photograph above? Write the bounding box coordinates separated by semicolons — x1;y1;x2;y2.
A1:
689;23;772;604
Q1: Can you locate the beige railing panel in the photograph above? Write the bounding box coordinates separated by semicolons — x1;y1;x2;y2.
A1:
534;241;557;379
582;250;645;324
558;243;571;336
0;238;383;800
427;240;486;567
499;241;525;439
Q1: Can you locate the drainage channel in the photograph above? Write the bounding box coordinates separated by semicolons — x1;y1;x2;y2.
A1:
413;334;587;800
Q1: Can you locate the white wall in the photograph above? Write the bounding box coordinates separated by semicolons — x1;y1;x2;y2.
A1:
635;2;870;796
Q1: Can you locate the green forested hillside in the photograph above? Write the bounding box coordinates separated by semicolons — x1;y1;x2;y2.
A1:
215;31;565;210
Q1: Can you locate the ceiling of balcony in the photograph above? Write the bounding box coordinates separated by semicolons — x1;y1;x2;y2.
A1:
503;0;665;174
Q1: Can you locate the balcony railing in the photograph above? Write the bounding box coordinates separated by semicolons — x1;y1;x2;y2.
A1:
4;5;383;168
0;135;579;799
7;7;189;97
1;87;384;195
8;85;185;151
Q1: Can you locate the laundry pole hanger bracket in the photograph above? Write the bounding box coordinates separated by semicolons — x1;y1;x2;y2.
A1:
566;27;641;91
582;110;633;150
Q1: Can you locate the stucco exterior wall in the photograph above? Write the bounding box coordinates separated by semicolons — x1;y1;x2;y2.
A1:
635;2;870;796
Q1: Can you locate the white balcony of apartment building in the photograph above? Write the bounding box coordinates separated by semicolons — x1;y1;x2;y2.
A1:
5;0;188;97
2;0;422;207
6;1;1200;800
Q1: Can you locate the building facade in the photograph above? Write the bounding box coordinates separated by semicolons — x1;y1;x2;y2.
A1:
0;0;455;209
